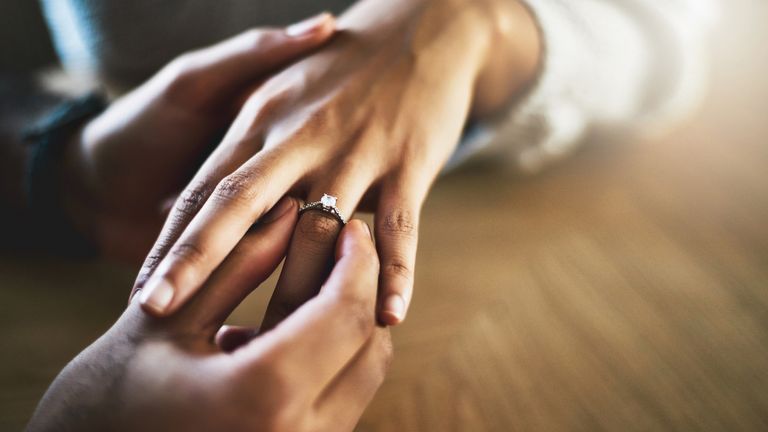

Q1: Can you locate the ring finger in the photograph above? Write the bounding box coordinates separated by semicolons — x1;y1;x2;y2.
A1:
260;171;376;331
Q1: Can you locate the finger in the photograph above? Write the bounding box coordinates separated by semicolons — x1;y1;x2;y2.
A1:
129;69;325;306
375;174;425;325
314;328;393;431
160;12;336;109
216;325;259;353
129;148;236;302
170;197;298;333
260;172;374;331
131;15;341;302
129;96;289;301
236;220;379;393
127;15;334;297
138;148;305;316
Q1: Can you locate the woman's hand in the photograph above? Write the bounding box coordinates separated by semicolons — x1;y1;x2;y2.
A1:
136;0;540;324
27;209;391;432
61;14;336;262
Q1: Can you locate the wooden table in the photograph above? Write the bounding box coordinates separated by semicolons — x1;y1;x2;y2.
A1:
2;1;766;430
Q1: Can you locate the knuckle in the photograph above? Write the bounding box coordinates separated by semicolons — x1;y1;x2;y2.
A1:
384;258;413;282
164;54;194;79
212;171;261;208
168;242;206;267
175;181;212;218
134;265;154;288
381;207;418;239
137;254;162;278
298;211;341;245
161;54;202;100
141;247;167;271
140;246;166;271
249;91;288;127
303;104;335;132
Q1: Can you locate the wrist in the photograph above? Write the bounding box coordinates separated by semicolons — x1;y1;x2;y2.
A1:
361;0;540;118
469;0;542;119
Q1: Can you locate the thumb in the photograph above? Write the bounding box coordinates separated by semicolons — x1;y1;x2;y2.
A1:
160;12;336;108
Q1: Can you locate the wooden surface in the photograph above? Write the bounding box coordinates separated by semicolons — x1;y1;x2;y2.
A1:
2;1;767;430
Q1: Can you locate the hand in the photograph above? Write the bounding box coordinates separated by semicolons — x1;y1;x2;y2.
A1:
27;209;391;432
135;0;540;324
61;13;336;262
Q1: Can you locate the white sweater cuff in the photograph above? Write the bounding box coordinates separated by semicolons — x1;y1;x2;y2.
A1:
447;0;715;173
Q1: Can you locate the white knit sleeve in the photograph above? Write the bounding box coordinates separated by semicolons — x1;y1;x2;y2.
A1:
446;0;719;172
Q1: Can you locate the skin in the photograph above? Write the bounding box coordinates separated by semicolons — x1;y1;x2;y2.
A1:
27;212;392;432
59;13;337;262
132;0;542;325
25;3;539;428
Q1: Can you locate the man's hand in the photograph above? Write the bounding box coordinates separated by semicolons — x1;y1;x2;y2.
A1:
27;206;391;432
60;13;336;262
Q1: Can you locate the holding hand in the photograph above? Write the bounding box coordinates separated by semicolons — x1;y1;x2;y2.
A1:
135;0;540;325
28;206;391;432
61;13;336;261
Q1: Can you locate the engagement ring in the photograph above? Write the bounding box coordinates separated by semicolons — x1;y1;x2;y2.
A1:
299;193;347;225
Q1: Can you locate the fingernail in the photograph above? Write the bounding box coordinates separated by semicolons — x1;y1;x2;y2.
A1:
382;294;406;324
362;222;374;241
286;12;331;37
261;197;295;224
139;277;175;315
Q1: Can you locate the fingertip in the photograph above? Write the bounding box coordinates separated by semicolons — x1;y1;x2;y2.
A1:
336;220;373;258
285;12;336;39
138;277;175;316
379;294;406;326
314;12;337;37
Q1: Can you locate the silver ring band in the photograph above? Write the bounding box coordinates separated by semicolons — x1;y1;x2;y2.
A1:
299;194;347;225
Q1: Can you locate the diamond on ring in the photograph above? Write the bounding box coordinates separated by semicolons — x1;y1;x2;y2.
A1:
320;194;337;208
299;193;347;225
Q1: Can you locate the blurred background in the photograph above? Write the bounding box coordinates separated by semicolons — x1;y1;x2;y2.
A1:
1;0;767;430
